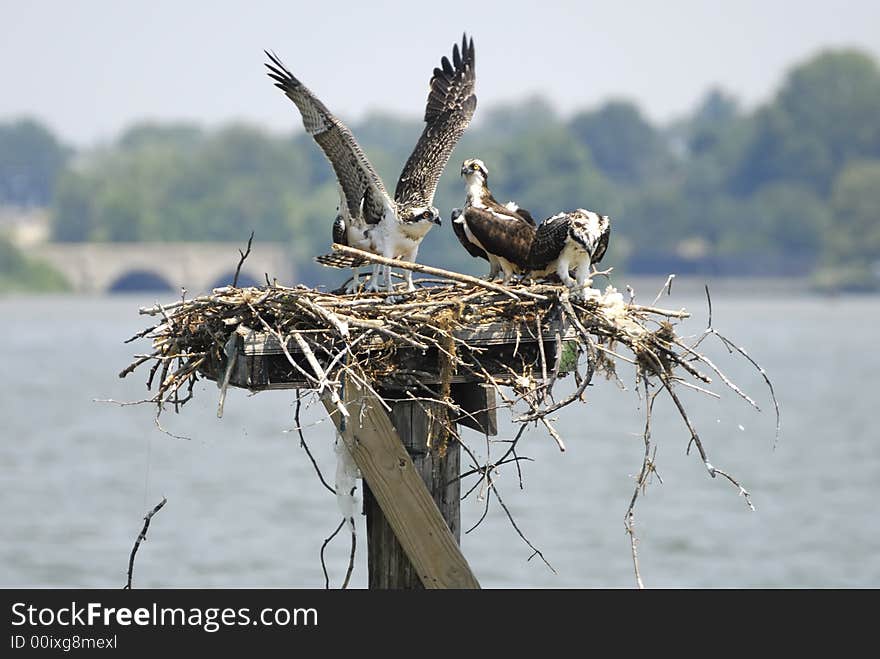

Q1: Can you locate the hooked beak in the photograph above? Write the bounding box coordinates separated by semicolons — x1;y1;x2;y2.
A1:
433;216;442;226
460;164;468;177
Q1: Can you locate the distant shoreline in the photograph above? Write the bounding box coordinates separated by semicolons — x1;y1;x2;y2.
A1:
4;275;879;300
607;275;819;299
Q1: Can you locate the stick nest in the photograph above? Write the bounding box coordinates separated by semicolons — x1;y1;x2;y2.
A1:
121;273;778;586
123;279;700;427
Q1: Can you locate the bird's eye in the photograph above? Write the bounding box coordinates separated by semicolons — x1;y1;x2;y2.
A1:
471;163;479;170
422;210;432;219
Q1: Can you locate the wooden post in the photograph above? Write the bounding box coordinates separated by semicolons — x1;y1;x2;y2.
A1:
364;397;461;589
322;375;479;589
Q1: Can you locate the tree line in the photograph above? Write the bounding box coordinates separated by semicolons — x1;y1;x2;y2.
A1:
2;48;879;290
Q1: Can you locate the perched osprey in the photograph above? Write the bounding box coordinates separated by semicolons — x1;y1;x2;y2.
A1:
265;35;476;292
527;209;611;294
452;158;536;281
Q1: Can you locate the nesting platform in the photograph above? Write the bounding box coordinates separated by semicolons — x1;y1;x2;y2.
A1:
204;314;581;436
123;265;773;589
131;278;690;428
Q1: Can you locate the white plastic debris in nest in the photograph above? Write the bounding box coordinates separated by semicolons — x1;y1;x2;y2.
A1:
598;285;644;338
598;285;626;318
335;433;361;531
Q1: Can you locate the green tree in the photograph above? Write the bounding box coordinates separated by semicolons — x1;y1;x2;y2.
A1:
681;89;742;157
747;183;830;270
51;123;317;244
570;100;675;185
0;119;71;206
0;235;69;292
733;50;880;195
826;160;880;268
118;122;204;150
52;170;97;242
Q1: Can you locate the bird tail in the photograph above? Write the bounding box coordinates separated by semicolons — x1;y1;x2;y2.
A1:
315;252;369;269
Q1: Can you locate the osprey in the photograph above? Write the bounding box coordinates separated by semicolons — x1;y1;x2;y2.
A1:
527;209;611;295
265;35;476;292
452;158;536;281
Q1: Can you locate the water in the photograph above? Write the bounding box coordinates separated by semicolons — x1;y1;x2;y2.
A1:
2;291;878;588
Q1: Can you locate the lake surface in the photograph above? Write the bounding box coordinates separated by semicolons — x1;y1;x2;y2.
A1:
2;288;878;588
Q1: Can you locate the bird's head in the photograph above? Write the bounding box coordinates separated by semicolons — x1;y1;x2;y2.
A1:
461;158;488;183
403;205;442;226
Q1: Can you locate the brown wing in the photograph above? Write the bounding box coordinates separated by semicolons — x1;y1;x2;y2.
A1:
527;214;569;270
592;218;611;264
514;207;536;226
452;210;488;260
463;207;535;268
395;34;477;207
265;51;390;225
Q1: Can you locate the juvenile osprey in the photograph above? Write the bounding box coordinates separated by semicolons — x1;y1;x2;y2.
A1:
265;35;476;292
527;209;611;294
452;158;536;281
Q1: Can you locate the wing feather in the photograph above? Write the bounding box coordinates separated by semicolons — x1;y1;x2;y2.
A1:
514;207;537;226
452;210;488;260
463;207;534;267
527;215;570;270
592;217;611;264
265;51;391;224
395;34;477;207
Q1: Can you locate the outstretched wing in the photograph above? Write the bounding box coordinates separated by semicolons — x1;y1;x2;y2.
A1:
395;34;477;207
265;51;391;225
463;208;534;267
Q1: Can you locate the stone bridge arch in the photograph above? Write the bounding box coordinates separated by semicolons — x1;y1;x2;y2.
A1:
26;242;294;294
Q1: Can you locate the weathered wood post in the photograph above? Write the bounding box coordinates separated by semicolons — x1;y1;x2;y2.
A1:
364;397;460;589
223;321;521;590
322;374;481;589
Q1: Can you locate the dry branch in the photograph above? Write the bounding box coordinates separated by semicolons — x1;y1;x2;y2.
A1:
233;231;254;288
123;497;167;589
331;243;546;301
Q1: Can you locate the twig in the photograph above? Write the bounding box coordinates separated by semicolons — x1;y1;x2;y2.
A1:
627;304;690;318
94;397;155;407
659;374;755;511
342;505;356;590
295;397;336;495
651;274;675;306
330;244;545;301
674;338;760;411
320;518;346;589
712;330;781;447
232;231;254;288
490;482;556;574
297;296;349;338
465;484;492;533
624;380;662;589
154;417;192;441
290;328;348;419
693;285;781;444
123;497;167;589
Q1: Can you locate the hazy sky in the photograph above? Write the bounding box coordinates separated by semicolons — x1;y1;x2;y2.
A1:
3;0;879;145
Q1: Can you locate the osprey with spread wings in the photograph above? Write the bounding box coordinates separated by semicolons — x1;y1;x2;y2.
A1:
265;35;476;292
